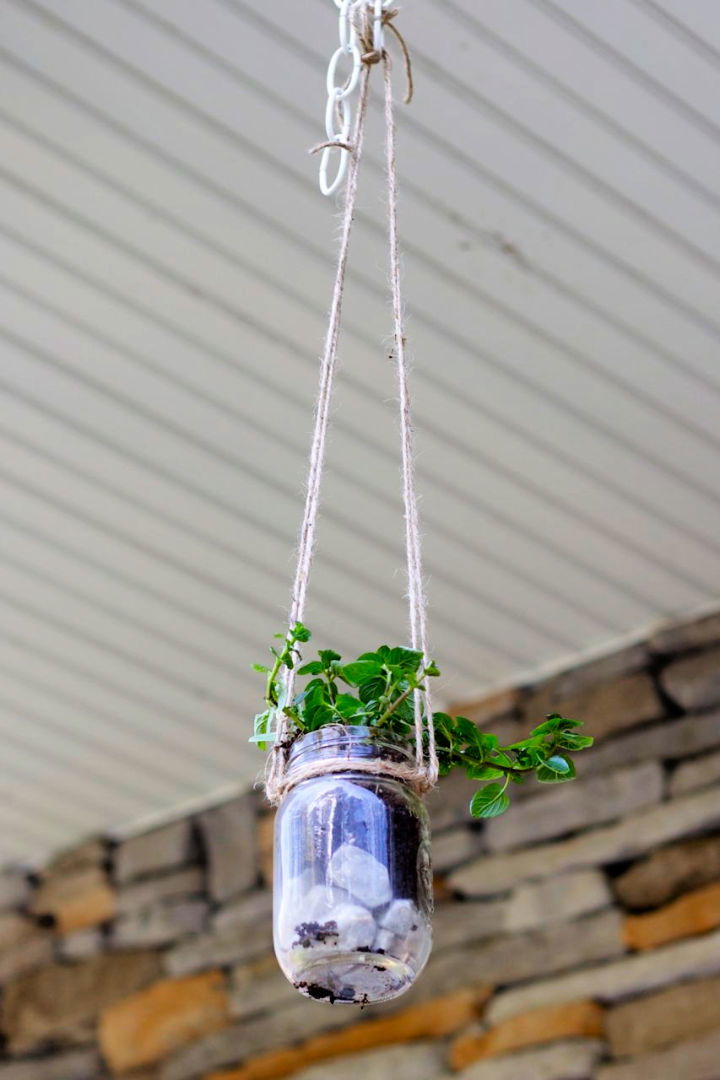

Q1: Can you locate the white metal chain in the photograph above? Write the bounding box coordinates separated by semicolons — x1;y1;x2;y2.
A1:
319;0;392;195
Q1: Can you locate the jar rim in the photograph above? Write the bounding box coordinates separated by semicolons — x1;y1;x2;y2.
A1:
286;724;414;775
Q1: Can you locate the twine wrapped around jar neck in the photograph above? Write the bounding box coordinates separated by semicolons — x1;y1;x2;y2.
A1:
271;726;434;801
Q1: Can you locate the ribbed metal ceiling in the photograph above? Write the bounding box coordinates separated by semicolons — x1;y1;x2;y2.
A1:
1;0;719;864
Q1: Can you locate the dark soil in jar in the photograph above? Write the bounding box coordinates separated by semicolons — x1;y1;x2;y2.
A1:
292;920;339;949
299;775;428;907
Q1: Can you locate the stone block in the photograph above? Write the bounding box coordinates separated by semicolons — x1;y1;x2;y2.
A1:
448;688;521;727
450;786;720;897
197;988;487;1080
197;794;257;903
450;1000;604;1069
623;881;720;950
484;762;663;852
670;750;720;796
596;1029;720;1080
112;899;208;948
116;868;204;916
426;773;483;832
58;928;104;960
503;869;612;932
0;870;29;912
543;671;661;742
487;925;720;1024
99;971;230;1074
522;649;652;727
432;899;503;951
160;1003;357;1080
613;834;720;909
1;950;161;1052
229;954;297;1020
650;611;720;654
577;712;720;780
114;820;196;884
165;892;271;977
606;974;720;1056
48;838;107;875
0;928;54;984
211;890;272;932
0;1048;100;1080
432;872;610;950
290;1042;446;1080
420;910;622;1007
0;913;39;951
554;643;649;697
432;827;485;873
256;813;274;886
662;646;720;710
31;866;115;933
453;1039;606;1080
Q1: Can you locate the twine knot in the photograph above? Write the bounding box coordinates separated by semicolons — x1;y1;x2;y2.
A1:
361;48;383;65
355;7;413;103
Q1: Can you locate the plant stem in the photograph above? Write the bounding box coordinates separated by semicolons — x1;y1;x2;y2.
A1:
376;667;431;726
265;655;282;708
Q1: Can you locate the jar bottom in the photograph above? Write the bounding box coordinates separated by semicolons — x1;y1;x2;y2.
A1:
290;949;415;1005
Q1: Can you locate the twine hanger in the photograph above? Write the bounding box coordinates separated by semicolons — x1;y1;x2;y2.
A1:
264;5;438;804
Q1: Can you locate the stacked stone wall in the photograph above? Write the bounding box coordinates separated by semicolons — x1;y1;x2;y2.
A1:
1;612;719;1080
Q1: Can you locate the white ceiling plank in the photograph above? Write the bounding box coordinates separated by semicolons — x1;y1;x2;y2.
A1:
644;0;720;56
0;633;243;791
541;0;720;129
14;0;720;340
437;0;720;200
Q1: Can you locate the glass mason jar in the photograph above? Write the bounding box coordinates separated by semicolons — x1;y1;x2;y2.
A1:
273;725;433;1005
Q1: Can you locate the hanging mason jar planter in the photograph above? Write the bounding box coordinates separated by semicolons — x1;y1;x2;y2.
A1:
273;726;432;1004
252;0;594;1010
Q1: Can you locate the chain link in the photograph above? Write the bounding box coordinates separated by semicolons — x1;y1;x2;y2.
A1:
318;0;393;196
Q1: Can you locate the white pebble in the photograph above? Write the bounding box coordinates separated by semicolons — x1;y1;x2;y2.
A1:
333;903;377;950
373;927;396;954
303;883;355;922
328;844;392;908
378;899;420;935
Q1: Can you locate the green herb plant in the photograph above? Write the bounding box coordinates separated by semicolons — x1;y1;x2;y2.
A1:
252;623;593;818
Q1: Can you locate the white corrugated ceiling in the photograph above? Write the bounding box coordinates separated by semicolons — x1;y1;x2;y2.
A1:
1;0;719;865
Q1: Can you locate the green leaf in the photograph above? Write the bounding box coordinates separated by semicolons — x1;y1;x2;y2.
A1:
333;693;366;720
387;647;424;671
547;753;573;773
293;623;312;642
512;743;548;769
556;732;594;752
341;660;382;686
297;661;324;676
424;660;441;677
452;717;491;753
465;764;505;780
475;732;500;753
252;664;270;673
531;715;581;736
359;677;387;705
536;754;577;783
248;709;275;750
469;783;511;819
319;649;342;665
